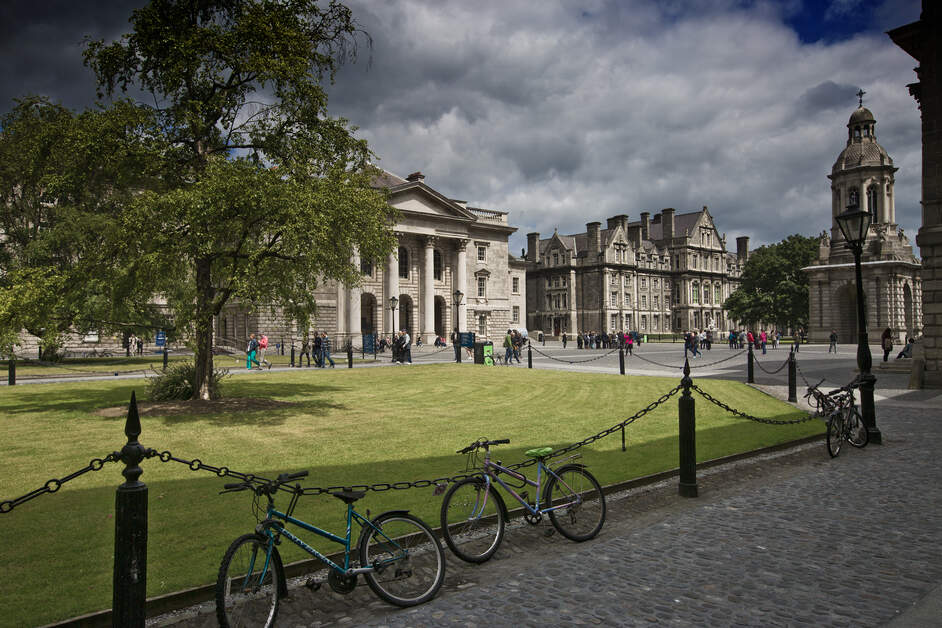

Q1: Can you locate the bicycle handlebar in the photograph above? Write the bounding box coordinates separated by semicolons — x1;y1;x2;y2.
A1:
218;470;309;495
457;438;511;454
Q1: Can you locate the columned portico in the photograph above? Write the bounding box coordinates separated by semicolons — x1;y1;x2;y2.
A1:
423;237;435;342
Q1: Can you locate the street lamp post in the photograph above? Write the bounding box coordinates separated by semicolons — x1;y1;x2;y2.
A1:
453;290;463;363
836;201;881;444
388;296;398;337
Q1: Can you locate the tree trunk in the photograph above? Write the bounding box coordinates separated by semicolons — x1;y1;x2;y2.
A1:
193;257;215;400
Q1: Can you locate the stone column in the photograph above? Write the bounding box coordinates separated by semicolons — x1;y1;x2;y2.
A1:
423;237;435;342
568;269;578;334
386;250;398;335
347;249;362;342
455;240;468;332
336;282;347;338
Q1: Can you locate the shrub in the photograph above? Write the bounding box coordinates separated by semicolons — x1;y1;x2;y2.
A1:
147;361;229;401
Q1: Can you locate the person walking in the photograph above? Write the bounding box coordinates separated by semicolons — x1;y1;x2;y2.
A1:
320;331;335;368
828;330;838;354
245;333;261;369
503;329;514;366
451;329;461;362
760;330;767;355
401;329;412;364
299;335;311;367
562;332;567;348
257;333;272;369
627;333;633;356
312;331;323;367
881;327;893;362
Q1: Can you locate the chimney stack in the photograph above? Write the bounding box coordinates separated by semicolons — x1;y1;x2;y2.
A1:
606;216;620;231
736;236;750;261
526;232;540;262
640;212;650;241
627;225;643;248
586;222;602;258
662;208;675;241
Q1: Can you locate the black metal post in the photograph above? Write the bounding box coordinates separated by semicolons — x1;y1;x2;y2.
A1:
162;346;168;371
7;357;14;386
678;359;698;497
747;343;754;384
851;245;881;444
280;338;284;355
456;335;462;364
527;342;532;368
114;391;148;627
126;344;131;357
621;424;626;452
347;343;353;369
788;347;797;403
290;345;295;367
619;345;625;375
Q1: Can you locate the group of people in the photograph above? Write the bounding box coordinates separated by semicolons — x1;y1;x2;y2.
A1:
502;329;525;364
573;330;640;351
881;327;916;361
724;329;785;354
391;329;413;364
297;331;336;368
245;332;272;370
125;334;145;355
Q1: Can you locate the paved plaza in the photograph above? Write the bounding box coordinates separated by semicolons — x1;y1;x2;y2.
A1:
136;343;942;627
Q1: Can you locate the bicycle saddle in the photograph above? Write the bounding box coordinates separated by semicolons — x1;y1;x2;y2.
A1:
331;489;366;504
525;446;553;458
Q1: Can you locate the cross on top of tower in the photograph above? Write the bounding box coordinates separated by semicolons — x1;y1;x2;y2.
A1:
857;88;866;107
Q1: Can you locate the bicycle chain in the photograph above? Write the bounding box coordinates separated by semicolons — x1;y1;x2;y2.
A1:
691;384;817;425
0;452;120;514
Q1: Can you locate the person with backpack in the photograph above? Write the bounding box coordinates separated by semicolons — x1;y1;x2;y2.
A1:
246;333;261;369
319;331;335;368
312;331;323;367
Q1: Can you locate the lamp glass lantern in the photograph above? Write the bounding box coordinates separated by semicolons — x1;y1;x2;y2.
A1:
836;205;872;247
453;290;463;306
389;296;398;311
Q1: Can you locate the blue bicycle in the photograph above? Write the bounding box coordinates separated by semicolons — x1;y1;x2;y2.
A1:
216;471;445;627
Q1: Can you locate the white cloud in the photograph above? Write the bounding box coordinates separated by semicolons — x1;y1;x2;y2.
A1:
330;0;923;253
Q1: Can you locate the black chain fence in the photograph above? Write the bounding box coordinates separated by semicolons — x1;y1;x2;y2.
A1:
752;353;790;375
529;344;621;365
691;384;818;425
0;452;120;513
631;350;745;370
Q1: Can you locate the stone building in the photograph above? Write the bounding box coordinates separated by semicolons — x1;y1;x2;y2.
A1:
216;171;524;348
804;102;922;344
524;207;745;337
890;0;942;387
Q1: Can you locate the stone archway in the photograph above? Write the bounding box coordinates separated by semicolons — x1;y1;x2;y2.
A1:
434;295;446;337
398;294;414;338
360;293;377;335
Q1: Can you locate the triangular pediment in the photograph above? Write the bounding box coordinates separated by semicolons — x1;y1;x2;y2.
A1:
387;182;477;222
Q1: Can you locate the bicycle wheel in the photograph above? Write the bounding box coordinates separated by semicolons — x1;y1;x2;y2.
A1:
216;533;283;628
845;406;869;448
826;412;845;458
543;464;606;542
440;477;506;563
359;511;445;607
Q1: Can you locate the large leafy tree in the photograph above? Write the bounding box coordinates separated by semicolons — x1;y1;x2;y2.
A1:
723;234;818;331
0;97;166;358
83;0;396;399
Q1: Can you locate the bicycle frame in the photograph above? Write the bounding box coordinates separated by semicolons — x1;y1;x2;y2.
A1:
260;501;403;578
473;450;584;519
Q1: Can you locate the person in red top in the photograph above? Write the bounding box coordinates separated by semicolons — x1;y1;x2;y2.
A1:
257;334;272;369
760;330;768;354
746;330;755;348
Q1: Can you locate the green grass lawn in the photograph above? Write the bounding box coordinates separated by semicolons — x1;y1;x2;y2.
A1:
0;364;822;627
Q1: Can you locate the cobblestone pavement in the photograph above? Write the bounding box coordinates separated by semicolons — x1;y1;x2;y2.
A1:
153;387;942;628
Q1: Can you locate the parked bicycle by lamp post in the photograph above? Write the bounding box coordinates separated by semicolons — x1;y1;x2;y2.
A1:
804;378;869;458
440;438;606;564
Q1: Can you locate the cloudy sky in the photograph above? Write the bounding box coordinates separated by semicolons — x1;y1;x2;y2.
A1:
0;0;925;255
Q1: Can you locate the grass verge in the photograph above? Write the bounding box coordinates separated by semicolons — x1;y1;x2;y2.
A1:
0;364;821;627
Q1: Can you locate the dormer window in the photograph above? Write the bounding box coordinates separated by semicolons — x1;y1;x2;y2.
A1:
552;251;559;265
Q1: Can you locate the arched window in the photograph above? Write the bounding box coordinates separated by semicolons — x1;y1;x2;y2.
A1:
398;246;409;279
361;259;373;276
867;184;879;222
433;250;442;281
848;187;859;209
691;281;700;304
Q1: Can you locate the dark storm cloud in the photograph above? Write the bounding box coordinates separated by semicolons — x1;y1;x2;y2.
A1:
796;81;861;117
0;0;144;110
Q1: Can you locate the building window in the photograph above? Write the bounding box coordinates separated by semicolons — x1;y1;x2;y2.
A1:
478;315;487;337
611;292;618;307
477;276;486;298
398;246;409;279
624;276;630;287
561;277;566;287
624;293;631;307
641;315;647;330
546;278;551;288
611;274;617;285
611;313;618;330
433;250;442;281
867;184;879;222
554;295;561;308
703;285;710;304
562;294;566;307
654;314;660;330
626;314;632;329
641;295;647;308
478;246;487;262
547;295;552;310
361;259;373;276
653;296;659;308
714;285;721;303
512;306;520;323
553;276;559;288
641;277;646;288
653;278;658;288
691;282;699;304
512;277;520;293
552;251;558;265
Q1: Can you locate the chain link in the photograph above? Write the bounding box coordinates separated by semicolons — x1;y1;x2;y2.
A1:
631;350;745;370
691;384;817;425
529;345;621;365
0;452;120;514
752;354;789;375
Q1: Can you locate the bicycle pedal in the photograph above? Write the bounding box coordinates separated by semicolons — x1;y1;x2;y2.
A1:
304;578;321;591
